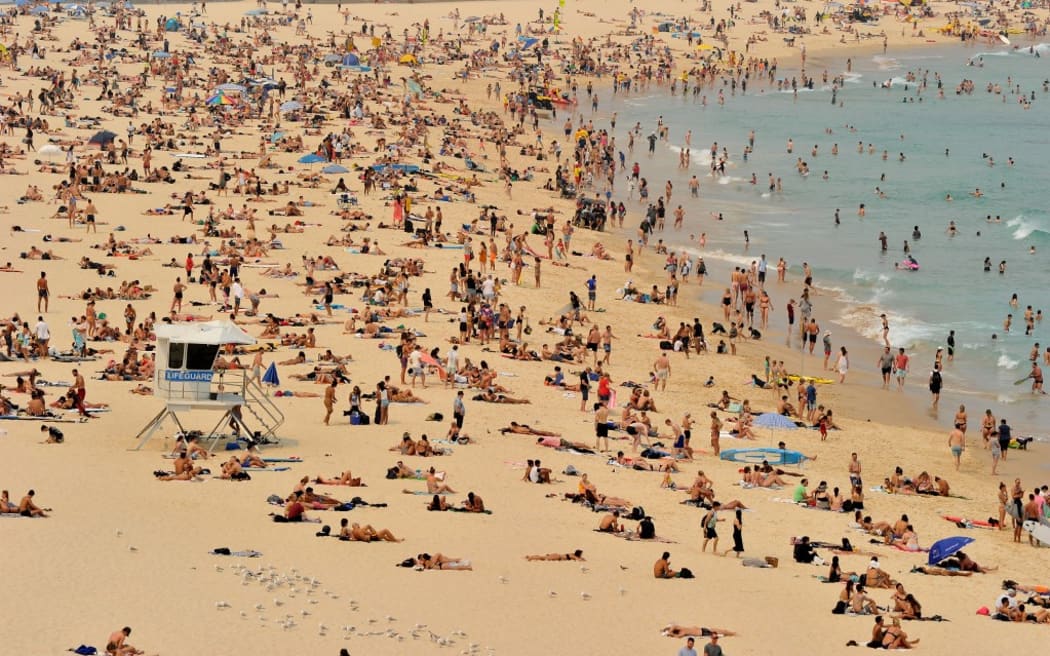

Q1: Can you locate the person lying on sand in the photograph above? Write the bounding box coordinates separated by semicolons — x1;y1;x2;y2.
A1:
661;624;737;638
415;552;472;570
338;518;401;542
315;471;364;486
526;550;584;561
500;421;560;437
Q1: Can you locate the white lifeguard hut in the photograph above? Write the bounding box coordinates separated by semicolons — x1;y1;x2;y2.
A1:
133;321;285;451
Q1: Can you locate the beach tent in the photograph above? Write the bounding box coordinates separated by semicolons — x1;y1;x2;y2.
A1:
164;17;180;31
655;21;675;32
342;52;360;67
88;129;117;145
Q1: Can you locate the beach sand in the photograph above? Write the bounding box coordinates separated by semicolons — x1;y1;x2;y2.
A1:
1;1;1049;654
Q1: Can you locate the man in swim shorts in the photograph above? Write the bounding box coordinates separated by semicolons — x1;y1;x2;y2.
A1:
948;425;965;471
893;348;909;391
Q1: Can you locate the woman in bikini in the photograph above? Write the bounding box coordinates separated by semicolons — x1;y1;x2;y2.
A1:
525;550;585;561
880;617;918;649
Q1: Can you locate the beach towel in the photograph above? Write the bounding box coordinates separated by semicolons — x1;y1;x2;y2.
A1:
209;548;263;557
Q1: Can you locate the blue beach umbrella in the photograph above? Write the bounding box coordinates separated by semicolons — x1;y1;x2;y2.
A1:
30;5;50;14
261;362;280;387
752;412;798;430
279;100;302;112
928;536;974;566
322;164;348;174
215;83;246;94
298;153;326;164
152;50;171;58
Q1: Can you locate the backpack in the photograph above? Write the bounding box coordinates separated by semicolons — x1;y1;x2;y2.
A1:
628;506;645;521
678;567;695;579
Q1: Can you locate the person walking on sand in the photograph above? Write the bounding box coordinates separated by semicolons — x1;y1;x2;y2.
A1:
323;379;338;425
948;424;965;471
893;348;909;391
700;501;721;553
722;509;744;558
836;347;849;383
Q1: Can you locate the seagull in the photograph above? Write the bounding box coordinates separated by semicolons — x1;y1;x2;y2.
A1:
497;576;508;584
580;592;592;600
548;591;558;598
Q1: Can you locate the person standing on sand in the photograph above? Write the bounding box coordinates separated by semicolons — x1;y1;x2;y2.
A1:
653;352;671;391
171;277;186;313
929;365;943;407
594;401;610;452
323;379;337;425
722;509;744;558
36;271;49;313
700;501;721;553
948;424;965;471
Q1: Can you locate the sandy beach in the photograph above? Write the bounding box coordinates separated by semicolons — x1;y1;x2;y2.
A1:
2;1;1050;655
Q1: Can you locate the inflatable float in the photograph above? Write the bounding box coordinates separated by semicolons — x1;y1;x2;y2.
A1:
720;448;806;466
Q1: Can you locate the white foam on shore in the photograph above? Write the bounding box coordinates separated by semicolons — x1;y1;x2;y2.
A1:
997;353;1021;370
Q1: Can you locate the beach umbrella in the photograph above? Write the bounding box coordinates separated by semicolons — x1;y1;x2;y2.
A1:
30;5;49;14
261;362;280;387
521;37;539;49
245;8;268;16
463;16;480;23
215;83;246;94
342;52;360;67
279;100;303;112
406;79;422;96
152;50;171;58
88;130;117;145
13;0;29;6
0;0;17;4
205;93;234;106
298;153;326;164
37;144;63;159
322;164;348;174
927;536;974;566
752;412;798;442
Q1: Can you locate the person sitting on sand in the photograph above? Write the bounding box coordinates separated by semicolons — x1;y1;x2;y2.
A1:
0;490;18;513
18;489;48;517
462;491;486;513
661;624;737;638
338;518;401;542
881;617;918;649
416;552;472;570
654;551;683;578
526;550;585;561
851;584;879;614
157;466;204;481
106;626;143;656
172;434;210;460
597;510;624;533
315;470;364;487
500;421;561;437
865;557;896;588
219;456;245;480
425;467;455;494
274;490;306;522
427;494;449;511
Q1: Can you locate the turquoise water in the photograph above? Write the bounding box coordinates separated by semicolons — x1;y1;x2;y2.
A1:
599;42;1050;433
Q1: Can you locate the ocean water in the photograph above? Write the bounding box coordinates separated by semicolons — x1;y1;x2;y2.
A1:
597;42;1050;434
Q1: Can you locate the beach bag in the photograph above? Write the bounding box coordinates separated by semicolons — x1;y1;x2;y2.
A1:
350;411;361;425
629;506;646;521
679;567;695;579
832;600;848;615
73;647;97;655
386;467;399;480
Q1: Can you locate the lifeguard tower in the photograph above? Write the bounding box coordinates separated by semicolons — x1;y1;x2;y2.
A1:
133;321;285;451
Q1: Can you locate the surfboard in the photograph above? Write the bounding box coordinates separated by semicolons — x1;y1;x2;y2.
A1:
720;448;805;466
942;515;996;529
1023;520;1050;546
1014;376;1031;385
999;34;1011;46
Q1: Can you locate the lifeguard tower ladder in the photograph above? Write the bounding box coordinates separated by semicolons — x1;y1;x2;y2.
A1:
133;321;285;451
